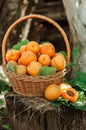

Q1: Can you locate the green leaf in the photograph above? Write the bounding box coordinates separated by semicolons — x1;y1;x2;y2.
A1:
73;80;86;92
0;107;9;117
75;71;86;84
51;100;61;107
51;97;70;108
38;66;57;76
72;42;81;60
70;91;86;111
66;62;76;68
7;62;16;72
58;98;70;107
71;102;86;111
2;124;11;130
0;99;4;106
12;39;29;50
0;80;10;92
68;71;86;91
77;91;85;102
40;41;50;44
59;51;67;59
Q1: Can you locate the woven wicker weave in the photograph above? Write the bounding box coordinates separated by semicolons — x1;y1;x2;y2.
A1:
2;14;70;96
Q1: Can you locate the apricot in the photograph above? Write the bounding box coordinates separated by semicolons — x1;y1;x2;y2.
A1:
50;53;66;71
18;58;22;65
38;54;51;66
20;51;37;66
44;84;62;101
40;42;55;57
59;83;71;90
15;65;27;75
19;45;26;56
37;52;41;58
27;61;42;76
61;87;78;102
6;50;19;62
26;41;40;54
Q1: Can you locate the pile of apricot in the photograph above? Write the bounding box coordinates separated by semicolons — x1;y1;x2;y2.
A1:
6;41;66;76
44;83;78;103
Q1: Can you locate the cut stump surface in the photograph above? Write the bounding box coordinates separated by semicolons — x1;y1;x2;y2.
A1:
5;91;86;130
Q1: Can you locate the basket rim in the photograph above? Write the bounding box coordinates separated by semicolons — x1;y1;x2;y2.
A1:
2;64;69;82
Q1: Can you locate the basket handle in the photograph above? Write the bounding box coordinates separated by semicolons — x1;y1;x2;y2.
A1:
2;14;70;65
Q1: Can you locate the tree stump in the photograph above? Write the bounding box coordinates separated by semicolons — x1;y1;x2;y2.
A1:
5;90;86;130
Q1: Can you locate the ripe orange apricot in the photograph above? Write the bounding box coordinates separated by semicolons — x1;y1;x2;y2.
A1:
38;54;51;66
59;83;71;90
27;61;42;76
50;53;66;71
19;51;37;66
6;50;19;62
18;58;22;65
44;84;62;101
19;45;26;56
37;52;41;58
15;65;27;75
40;43;55;58
26;41;40;54
61;87;78;102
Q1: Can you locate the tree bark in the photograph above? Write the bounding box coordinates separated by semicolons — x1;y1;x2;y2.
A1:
5;91;86;130
63;0;86;72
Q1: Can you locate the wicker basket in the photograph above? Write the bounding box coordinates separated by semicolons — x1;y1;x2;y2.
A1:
2;14;70;96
